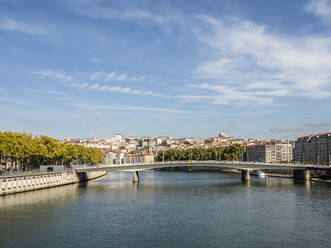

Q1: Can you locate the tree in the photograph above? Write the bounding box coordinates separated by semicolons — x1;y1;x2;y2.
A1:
155;144;244;162
0;131;105;170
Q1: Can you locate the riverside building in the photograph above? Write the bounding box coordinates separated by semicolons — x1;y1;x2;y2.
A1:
294;132;331;165
246;143;293;163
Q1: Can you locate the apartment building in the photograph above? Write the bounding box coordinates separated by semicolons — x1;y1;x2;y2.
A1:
246;143;293;163
294;132;331;164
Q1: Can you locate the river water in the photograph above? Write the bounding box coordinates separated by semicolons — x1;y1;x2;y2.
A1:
1;171;331;248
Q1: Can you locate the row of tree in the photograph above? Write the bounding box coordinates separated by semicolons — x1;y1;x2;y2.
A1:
0;132;104;171
156;144;244;162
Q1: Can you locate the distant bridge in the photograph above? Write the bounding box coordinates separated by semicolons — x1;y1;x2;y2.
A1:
73;160;330;182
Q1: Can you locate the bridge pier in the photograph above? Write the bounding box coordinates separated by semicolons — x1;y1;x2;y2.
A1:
293;170;310;181
133;171;140;183
241;169;250;181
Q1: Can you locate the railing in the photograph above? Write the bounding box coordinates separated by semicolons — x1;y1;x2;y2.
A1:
0;169;43;178
0;168;73;178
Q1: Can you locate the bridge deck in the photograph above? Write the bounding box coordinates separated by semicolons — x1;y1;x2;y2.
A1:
73;160;330;173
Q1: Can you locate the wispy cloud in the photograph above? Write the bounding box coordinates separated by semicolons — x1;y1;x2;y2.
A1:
67;0;167;24
270;126;303;133
73;103;190;114
90;71;146;82
0;18;47;35
105;72;116;81
65;0;186;33
87;83;161;96
306;122;331;128
89;72;104;81
186;83;274;105
89;57;102;63
190;15;331;105
33;70;73;83
270;122;331;135
305;0;331;20
33;70;161;97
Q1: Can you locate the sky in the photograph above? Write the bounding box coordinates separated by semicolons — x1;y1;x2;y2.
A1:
1;0;331;140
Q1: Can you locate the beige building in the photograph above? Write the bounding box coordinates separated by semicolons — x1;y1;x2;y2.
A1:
125;154;155;164
246;143;293;163
104;151;116;164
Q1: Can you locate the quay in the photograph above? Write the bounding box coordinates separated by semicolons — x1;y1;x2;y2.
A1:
0;168;107;196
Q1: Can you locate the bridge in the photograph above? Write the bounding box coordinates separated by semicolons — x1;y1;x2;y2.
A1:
73;160;331;182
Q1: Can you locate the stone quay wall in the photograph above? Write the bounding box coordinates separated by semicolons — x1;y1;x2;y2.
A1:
0;170;79;196
0;170;108;196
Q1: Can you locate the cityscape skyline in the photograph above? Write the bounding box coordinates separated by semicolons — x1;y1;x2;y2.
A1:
1;0;331;140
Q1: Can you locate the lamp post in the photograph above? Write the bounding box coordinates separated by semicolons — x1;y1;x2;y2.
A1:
162;148;165;163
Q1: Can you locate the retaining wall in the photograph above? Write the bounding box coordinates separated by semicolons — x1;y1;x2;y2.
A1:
0;170;108;196
0;170;79;196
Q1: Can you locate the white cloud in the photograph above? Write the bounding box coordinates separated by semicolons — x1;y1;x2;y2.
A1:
73;103;190;114
33;70;162;97
89;72;104;81
0;18;47;35
67;0;166;24
191;16;331;105
33;70;73;83
94;85;161;96
104;72;117;82
103;71;146;82
65;0;187;33
117;73;127;81
89;57;102;63
79;82;89;88
186;83;273;105
305;0;331;19
90;84;99;89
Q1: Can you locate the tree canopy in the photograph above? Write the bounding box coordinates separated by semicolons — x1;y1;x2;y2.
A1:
0;131;104;171
155;144;244;162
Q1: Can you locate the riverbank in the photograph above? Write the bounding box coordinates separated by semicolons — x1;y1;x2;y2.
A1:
157;166;331;182
310;178;331;184
0;170;107;196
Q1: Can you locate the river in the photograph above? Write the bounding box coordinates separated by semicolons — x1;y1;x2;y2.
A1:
1;171;331;248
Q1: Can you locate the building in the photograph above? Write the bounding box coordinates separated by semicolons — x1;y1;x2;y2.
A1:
156;136;169;145
115;153;126;164
246;143;293;163
143;154;155;164
275;143;293;163
104;151;116;164
125;153;155;164
113;134;125;144
294;132;331;165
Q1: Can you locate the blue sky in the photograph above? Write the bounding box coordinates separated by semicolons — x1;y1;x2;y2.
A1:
1;0;331;140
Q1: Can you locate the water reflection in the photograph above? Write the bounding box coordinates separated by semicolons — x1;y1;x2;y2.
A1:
1;171;331;248
0;183;79;209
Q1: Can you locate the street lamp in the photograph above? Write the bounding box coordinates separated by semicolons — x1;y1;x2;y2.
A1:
162;148;165;163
